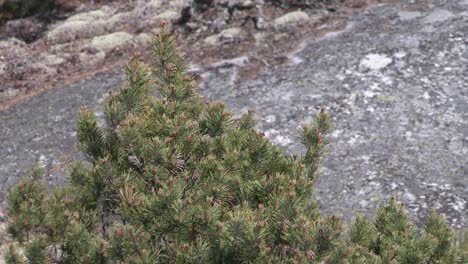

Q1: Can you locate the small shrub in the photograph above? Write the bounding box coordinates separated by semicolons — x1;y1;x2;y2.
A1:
3;25;467;263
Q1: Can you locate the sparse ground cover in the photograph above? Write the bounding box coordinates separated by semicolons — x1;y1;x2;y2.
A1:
0;0;374;108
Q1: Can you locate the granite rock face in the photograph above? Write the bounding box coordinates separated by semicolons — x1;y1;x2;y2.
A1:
0;0;467;229
202;0;467;228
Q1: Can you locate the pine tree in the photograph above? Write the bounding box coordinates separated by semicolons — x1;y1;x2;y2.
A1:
2;25;467;263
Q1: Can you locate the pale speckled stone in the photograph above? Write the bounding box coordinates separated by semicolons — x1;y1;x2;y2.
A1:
158;10;179;20
47;8;112;43
0;63;5;75
79;50;106;66
145;0;162;10
66;8;110;23
360;53;392;71
42;54;65;66
152;10;179;23
135;33;153;48
204;27;245;45
398;11;423;20
274;11;310;28
47;20;107;43
91;32;133;52
423;9;454;23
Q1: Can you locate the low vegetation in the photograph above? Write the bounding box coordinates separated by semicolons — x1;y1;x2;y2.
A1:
1;0;55;21
3;25;467;263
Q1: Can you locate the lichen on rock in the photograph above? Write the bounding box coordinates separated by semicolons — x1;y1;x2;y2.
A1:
91;32;134;53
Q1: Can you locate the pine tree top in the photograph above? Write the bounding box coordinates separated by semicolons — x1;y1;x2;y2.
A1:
3;25;467;263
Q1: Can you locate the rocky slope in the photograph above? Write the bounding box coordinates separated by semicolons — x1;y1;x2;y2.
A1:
0;0;466;239
0;0;363;108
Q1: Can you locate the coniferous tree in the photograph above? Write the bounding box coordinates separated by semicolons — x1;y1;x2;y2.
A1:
2;24;467;263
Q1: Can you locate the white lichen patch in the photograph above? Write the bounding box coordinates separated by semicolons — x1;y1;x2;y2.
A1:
204;27;246;46
91;32;133;52
264;129;293;146
360;54;393;71
423;9;454;24
363;90;377;98
274;11;310;29
398;11;423;21
393;51;407;59
38;154;47;168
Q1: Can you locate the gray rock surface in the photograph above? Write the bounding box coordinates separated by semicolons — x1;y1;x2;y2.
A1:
204;27;246;45
0;70;126;193
1;0;467;228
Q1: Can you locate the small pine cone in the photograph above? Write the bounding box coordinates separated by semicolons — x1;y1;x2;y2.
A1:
307;250;315;261
216;221;224;229
282;219;290;232
153;174;159;184
114;228;123;238
128;155;145;173
176;159;186;171
128;155;140;167
318;134;324;144
213;199;222;207
282;245;291;254
166;63;177;72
